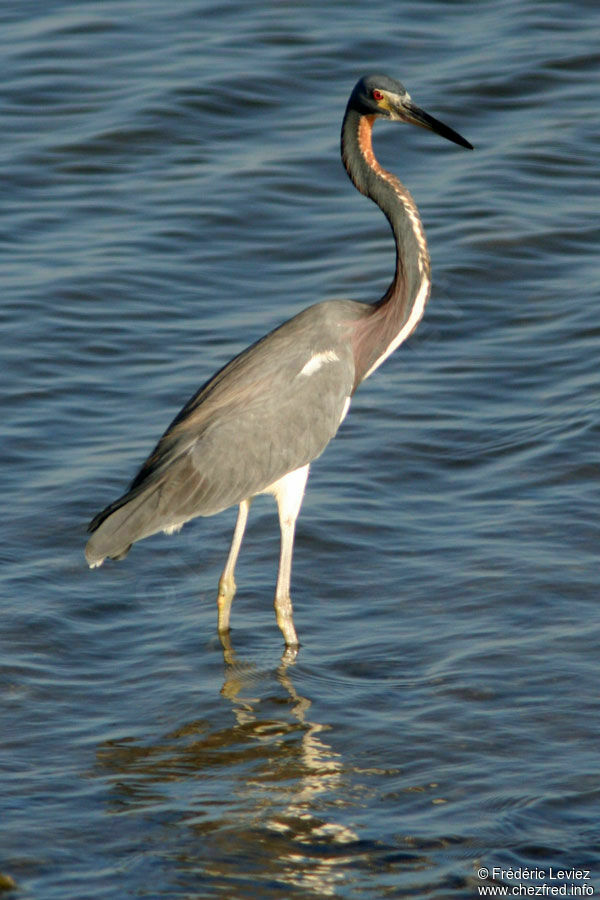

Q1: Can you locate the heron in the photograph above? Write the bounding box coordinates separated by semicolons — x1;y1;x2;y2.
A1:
86;74;472;648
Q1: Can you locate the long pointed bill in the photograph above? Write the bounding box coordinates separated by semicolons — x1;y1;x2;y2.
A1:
404;101;473;149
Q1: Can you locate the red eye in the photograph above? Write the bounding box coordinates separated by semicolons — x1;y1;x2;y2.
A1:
372;89;384;101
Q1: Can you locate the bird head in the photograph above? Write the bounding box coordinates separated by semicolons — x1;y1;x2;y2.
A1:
350;74;473;150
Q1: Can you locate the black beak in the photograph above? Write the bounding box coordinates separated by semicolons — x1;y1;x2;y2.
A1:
403;101;473;150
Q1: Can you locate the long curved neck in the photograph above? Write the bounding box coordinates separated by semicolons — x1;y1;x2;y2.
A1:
341;106;431;387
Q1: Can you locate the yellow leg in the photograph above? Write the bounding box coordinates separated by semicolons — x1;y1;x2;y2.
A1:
217;499;250;634
272;465;309;647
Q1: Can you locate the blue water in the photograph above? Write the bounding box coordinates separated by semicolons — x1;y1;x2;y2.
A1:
2;1;600;897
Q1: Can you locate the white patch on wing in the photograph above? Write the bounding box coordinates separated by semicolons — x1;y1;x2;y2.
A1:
299;349;339;377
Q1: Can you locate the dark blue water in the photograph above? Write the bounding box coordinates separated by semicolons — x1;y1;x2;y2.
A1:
2;1;600;897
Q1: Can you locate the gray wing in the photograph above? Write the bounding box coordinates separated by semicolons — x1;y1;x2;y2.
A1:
86;300;358;564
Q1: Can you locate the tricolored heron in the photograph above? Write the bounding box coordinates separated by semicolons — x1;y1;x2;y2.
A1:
86;74;472;648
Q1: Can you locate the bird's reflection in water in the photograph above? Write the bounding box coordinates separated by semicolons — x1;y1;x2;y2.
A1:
220;633;359;895
94;635;359;897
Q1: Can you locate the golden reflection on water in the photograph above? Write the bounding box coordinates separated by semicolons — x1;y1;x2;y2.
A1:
94;636;361;896
221;636;359;896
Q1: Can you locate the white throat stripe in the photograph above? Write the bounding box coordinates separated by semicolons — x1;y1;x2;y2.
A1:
362;274;431;381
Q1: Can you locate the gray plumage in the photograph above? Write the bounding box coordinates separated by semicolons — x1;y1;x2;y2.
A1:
86;301;359;564
86;74;472;648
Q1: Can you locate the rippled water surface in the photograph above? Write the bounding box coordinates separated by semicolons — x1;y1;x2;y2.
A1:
2;1;600;897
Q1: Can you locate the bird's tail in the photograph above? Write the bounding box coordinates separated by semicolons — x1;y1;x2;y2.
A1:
85;481;165;568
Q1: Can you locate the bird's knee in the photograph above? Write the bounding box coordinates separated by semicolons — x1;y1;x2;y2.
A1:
218;574;236;603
